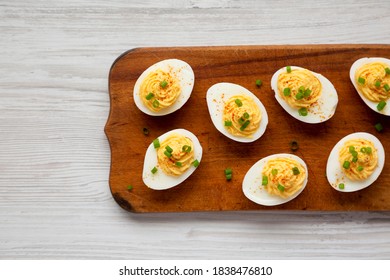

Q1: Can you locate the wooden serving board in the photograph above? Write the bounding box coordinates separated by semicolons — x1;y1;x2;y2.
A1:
105;45;390;213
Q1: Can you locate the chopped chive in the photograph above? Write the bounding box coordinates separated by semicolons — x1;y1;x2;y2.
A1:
295;92;304;100
271;169;278;176
298;107;308;116
283;87;291;96
182;145;191;153
338;183;345;190
290;140;299;151
343;161;350;169
358;77;365;85
152;99;160;108
365;147;372;154
304;88;312;98
360;147;366;153
262;175;268;186
351;150;358;158
145;92;154;100
165;145;173;153
127;185;133;190
153;138;160;148
292;167;300;175
375;81;381;88
377;100;386;111
160;80;168;88
224;168;232;175
235;99;243;107
238;117;245;125
375;122;383;132
349;146;355;153
385;67;390;75
357;166;364;172
226;173;232;181
192;159;200;167
175;162;182;167
352;156;358;163
256;79;262;87
277;184;285;192
224;120;233;126
286;66;292;73
243;112;250;119
298;86;305;93
151;167;158;174
240;120;250;131
384;84;390;92
164;150;172;158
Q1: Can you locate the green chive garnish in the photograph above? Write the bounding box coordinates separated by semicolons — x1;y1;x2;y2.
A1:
384;84;390;92
225;120;233;126
349;146;355;153
145;92;154;100
262;175;268;186
377;100;386;111
151;167;158;174
277;184;285;192
286;66;292;73
283;87;291;96
256;79;262;87
338;183;345;190
243;112;250;119
160;80;168;88
343;161;350;169
365;147;372;154
182;145;191;153
352;156;358;163
127;185;133;190
295;92;304;100
175;162;182;167
165;145;173;153
298;107;308;116
226;173;232;181
240;120;250;131
351;151;358;158
360;147;366;153
304;88;312;98
358;77;365;85
235;99;243;107
192;159;200;167
152;99;160;108
385;67;390;75
357;166;364;172
224;168;232;175
375;81;381;88
292;167;300;175
153;138;160;148
271;169;278;176
164;150;172;158
375;123;383;132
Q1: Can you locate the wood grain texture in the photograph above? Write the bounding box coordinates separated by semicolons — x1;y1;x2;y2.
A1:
2;0;390;259
107;45;390;212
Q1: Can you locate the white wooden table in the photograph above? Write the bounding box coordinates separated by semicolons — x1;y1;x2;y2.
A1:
1;0;390;259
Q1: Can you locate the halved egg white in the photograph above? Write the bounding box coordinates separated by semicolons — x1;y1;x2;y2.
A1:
242;153;308;206
270;66;338;123
350;57;390;116
133;59;195;116
206;82;268;143
142;128;203;190
326;132;385;192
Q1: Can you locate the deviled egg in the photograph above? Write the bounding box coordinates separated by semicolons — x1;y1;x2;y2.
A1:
271;66;338;123
142;128;202;190
350;57;390;115
206;82;268;143
133;59;194;116
242;153;308;206
326;132;385;192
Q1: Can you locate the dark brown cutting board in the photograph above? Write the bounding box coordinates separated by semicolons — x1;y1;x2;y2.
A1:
105;45;390;213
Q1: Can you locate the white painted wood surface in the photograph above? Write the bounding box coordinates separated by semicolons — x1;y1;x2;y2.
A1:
1;0;390;259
